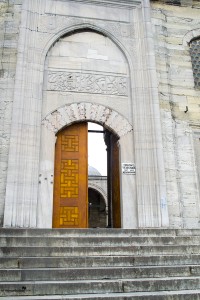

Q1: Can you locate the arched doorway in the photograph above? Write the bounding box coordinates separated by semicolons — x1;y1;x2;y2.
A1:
52;121;121;228
88;188;107;228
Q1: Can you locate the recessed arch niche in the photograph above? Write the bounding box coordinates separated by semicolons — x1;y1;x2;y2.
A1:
42;28;131;121
37;28;136;228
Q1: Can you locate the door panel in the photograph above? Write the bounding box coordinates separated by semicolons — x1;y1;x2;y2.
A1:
111;135;121;228
105;131;121;228
53;123;88;228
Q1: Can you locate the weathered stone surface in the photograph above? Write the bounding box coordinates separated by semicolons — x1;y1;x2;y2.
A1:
0;229;200;298
151;0;200;228
0;0;22;226
0;0;199;229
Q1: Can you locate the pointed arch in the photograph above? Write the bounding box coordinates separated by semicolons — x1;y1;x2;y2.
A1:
42;102;133;137
41;23;133;75
88;183;107;201
183;28;200;46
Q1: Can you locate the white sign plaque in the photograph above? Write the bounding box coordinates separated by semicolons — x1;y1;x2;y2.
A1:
122;163;136;175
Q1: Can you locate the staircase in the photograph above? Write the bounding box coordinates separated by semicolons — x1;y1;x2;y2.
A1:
0;229;200;299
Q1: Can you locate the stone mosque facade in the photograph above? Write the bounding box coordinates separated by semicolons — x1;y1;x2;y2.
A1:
0;0;200;229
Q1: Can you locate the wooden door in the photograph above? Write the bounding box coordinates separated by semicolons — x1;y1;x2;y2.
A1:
53;123;88;228
111;134;121;228
105;130;121;228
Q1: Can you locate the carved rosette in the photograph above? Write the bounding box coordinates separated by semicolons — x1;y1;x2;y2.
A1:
42;103;133;137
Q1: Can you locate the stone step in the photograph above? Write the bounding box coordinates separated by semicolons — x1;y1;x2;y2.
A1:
1;228;200;237
2;290;200;300
1;265;200;282
1;254;200;269
1;229;200;299
1;244;200;257
1;277;200;296
0;229;178;237
1;236;200;247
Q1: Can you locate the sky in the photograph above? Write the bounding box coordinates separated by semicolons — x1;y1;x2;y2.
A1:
88;123;107;176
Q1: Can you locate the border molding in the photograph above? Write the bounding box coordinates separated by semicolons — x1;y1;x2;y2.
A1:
49;0;141;9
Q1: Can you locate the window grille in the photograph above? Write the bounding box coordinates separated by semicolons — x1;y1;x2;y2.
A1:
189;38;200;89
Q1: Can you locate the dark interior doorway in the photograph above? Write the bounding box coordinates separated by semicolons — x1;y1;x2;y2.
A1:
88;188;107;228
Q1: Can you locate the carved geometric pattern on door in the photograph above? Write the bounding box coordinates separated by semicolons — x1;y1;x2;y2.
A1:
60;159;79;198
61;135;79;152
59;206;79;226
53;122;88;228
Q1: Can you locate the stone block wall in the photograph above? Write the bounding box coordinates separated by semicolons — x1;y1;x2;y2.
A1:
0;0;22;225
151;0;200;227
0;0;200;228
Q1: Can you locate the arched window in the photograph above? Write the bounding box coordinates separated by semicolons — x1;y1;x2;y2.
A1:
189;37;200;89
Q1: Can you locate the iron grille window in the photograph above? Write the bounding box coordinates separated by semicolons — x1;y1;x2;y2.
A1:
189;38;200;89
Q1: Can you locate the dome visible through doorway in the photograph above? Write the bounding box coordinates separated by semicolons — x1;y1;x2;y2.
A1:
88;166;102;176
88;165;107;228
88;123;108;228
88;122;107;176
88;121;121;228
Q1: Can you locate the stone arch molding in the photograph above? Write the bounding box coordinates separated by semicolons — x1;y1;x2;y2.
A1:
183;28;200;46
88;184;107;203
42;102;133;137
41;22;134;71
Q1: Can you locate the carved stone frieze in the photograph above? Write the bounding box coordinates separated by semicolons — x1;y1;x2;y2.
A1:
47;71;128;96
42;102;133;137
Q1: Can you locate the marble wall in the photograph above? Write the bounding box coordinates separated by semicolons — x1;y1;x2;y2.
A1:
151;0;200;227
0;0;22;225
0;0;199;228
